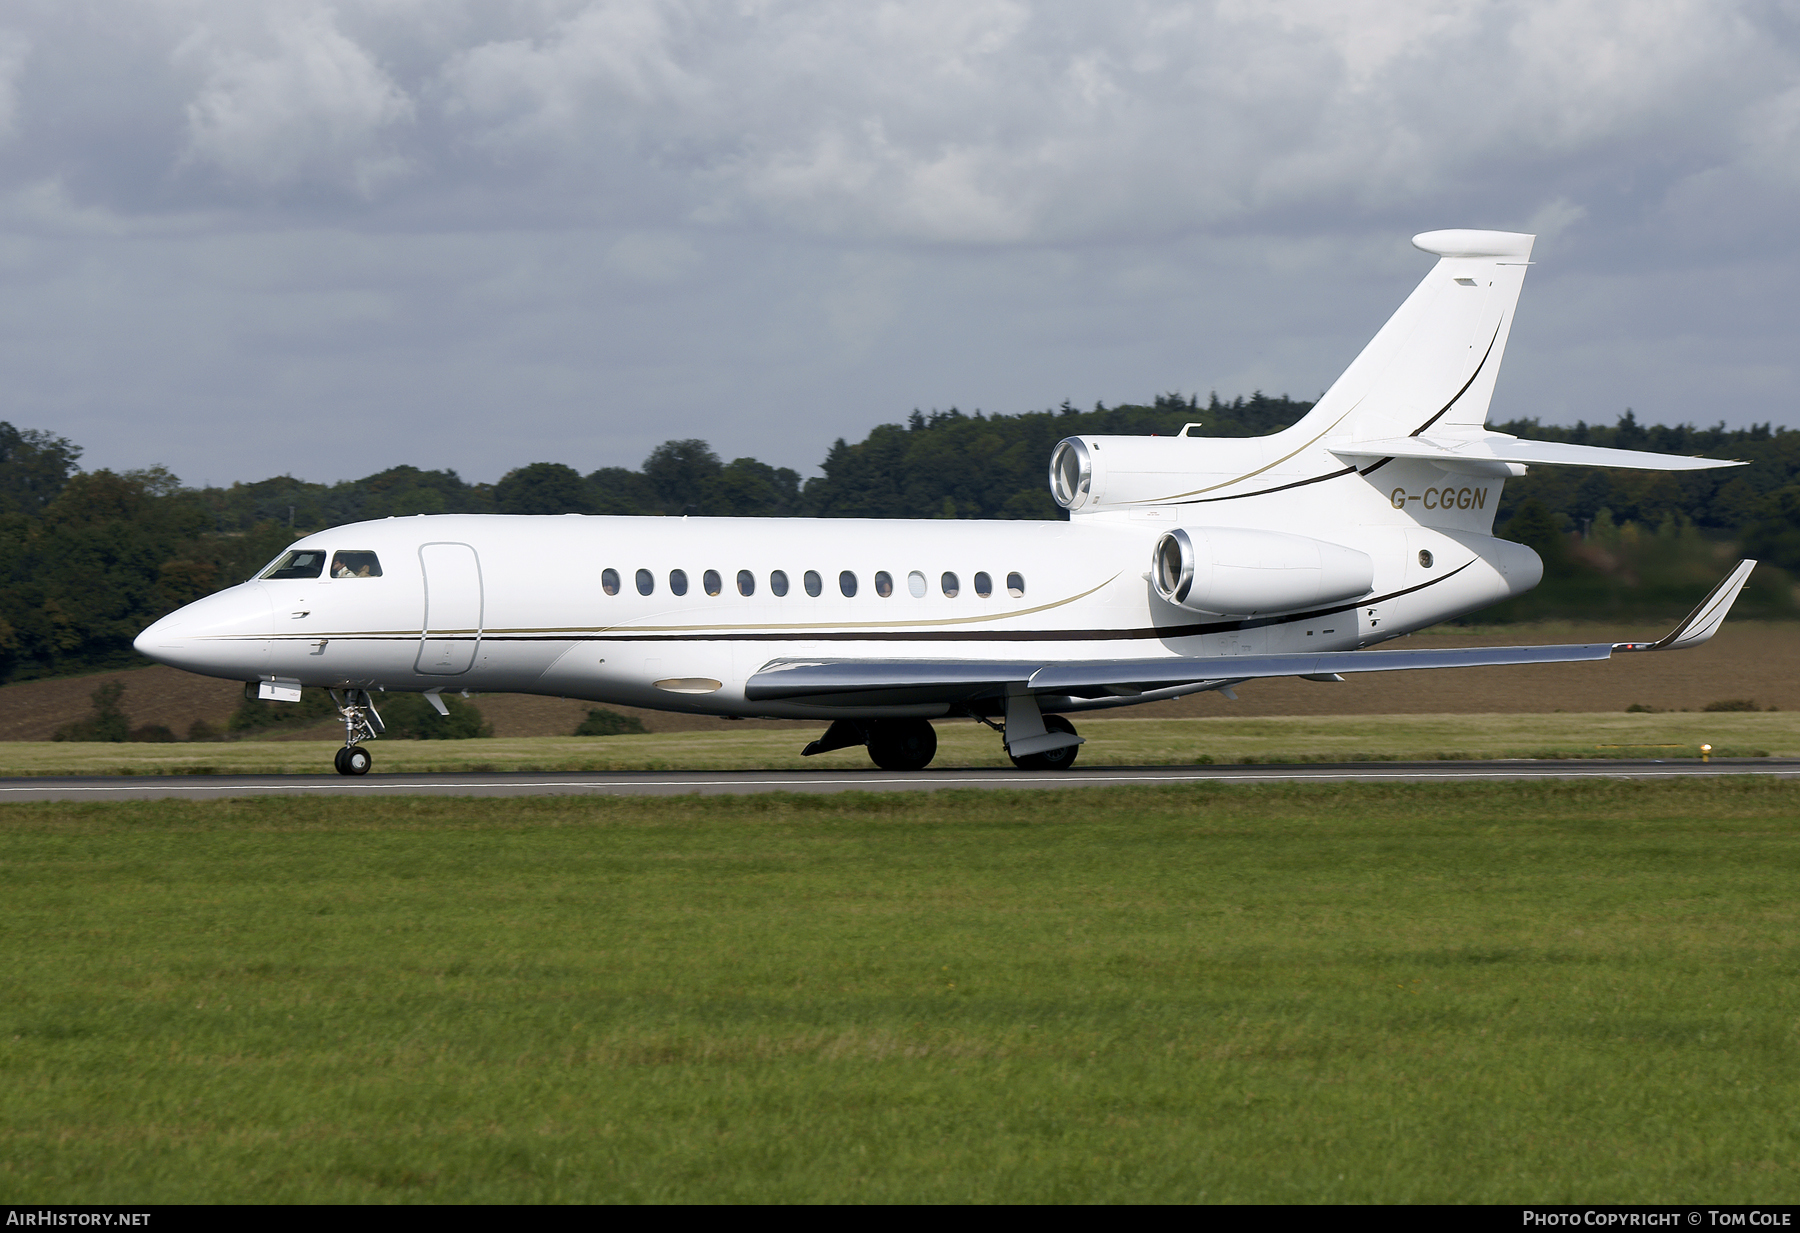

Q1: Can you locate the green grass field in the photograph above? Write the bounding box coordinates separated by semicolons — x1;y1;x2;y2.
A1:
4;780;1799;1202
1;709;1794;777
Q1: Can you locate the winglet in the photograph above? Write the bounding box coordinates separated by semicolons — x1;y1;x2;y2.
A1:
1614;560;1757;653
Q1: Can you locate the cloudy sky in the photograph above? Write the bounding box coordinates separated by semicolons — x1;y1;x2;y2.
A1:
0;0;1796;487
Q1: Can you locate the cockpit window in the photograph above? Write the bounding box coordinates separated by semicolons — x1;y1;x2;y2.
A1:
259;549;327;580
331;551;382;579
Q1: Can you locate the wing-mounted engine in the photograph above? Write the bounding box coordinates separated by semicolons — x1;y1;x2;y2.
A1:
1150;526;1373;616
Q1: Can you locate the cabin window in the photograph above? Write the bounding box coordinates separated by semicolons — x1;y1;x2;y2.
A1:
703;569;722;596
669;569;689;596
907;570;927;598
840;570;858;597
804;570;823;597
601;568;620;596
874;571;893;598
635;569;654;596
737;569;755;596
259;550;327;580
330;551;382;579
974;571;993;598
1007;572;1025;598
941;572;959;598
771;570;790;597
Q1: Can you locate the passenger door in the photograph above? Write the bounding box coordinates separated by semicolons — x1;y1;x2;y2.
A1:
416;542;483;675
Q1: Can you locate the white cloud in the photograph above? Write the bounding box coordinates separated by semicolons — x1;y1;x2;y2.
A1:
0;178;132;238
180;8;415;194
1740;82;1800;188
439;0;705;145
1502;0;1758;149
0;28;28;141
604;230;700;283
0;1;1786;240
1525;197;1587;246
1216;0;1487;89
0;0;1799;486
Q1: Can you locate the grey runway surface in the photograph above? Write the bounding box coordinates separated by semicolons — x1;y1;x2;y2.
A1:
2;759;1796;802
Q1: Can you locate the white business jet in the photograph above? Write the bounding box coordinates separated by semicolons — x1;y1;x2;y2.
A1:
136;229;1753;776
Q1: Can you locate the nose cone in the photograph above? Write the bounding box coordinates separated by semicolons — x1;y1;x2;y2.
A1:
135;584;274;680
133;610;185;659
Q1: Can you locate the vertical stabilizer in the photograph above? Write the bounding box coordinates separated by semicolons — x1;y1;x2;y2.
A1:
1295;230;1535;444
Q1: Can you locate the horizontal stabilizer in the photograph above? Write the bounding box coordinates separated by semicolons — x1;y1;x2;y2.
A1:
1331;433;1741;472
746;563;1756;708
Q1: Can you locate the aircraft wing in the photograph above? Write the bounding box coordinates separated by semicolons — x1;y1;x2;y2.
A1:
745;560;1756;709
1330;433;1743;472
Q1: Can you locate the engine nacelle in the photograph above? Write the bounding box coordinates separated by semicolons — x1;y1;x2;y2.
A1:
1051;434;1267;511
1151;526;1374;616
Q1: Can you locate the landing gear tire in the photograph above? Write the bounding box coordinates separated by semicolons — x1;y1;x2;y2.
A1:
334;745;372;776
867;718;938;771
1008;715;1080;771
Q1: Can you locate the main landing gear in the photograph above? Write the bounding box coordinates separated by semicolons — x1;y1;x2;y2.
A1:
1006;715;1080;770
803;717;939;771
798;697;1085;772
329;688;384;776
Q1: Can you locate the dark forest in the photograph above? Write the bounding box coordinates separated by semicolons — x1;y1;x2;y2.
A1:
5;393;1800;684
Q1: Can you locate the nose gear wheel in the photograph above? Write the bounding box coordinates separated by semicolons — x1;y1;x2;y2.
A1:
329;688;383;775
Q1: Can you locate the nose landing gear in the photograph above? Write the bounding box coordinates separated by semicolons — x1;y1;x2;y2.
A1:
329;688;384;776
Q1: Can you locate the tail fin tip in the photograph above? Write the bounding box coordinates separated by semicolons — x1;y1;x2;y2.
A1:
1412;230;1535;260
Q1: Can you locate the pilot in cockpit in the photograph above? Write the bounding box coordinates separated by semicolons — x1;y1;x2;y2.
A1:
331;551;382;579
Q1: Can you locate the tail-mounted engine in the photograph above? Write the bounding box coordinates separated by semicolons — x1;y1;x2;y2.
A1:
1150;526;1374;616
1051;434;1249;512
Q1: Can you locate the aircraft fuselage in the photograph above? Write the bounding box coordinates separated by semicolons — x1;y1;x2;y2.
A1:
136;500;1539;721
134;229;1751;774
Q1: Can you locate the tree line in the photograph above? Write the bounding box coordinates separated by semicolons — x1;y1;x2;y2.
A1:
5;394;1800;684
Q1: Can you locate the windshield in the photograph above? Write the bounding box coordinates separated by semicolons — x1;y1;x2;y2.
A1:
258;549;327;580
